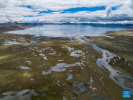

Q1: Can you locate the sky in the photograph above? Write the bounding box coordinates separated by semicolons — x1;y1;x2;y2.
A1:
0;0;133;24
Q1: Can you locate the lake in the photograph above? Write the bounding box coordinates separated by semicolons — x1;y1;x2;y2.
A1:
5;25;122;37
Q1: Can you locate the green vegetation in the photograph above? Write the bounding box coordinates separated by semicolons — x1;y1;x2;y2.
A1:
0;32;133;100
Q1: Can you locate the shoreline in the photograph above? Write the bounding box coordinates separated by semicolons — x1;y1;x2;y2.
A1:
1;23;132;38
0;23;41;33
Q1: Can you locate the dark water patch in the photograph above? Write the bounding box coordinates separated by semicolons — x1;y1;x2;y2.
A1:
34;39;39;41
66;73;73;80
42;62;82;75
92;94;103;100
0;89;52;100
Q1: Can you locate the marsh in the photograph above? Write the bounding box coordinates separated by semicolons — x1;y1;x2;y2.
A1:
0;24;133;100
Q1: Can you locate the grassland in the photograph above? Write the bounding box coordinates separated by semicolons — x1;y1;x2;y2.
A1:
0;28;133;100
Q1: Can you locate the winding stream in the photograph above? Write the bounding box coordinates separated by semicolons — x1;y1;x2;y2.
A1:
77;36;133;95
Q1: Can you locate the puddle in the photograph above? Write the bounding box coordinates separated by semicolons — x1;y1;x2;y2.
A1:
37;50;43;53
66;73;73;80
91;93;97;97
25;61;31;65
63;96;68;100
42;62;81;75
0;89;50;100
81;67;83;70
39;54;45;56
89;75;94;85
30;78;34;81
70;50;84;57
65;45;74;52
34;39;39;41
38;53;47;60
4;41;20;45
92;94;103;100
70;37;74;41
12;39;16;41
23;44;29;47
48;53;57;55
19;66;30;69
70;97;76;100
19;37;26;42
92;94;109;100
42;63;46;66
105;36;114;39
57;80;61;86
33;46;39;49
71;82;88;95
70;75;94;96
89;85;97;91
1;89;33;100
58;59;64;61
43;57;47;60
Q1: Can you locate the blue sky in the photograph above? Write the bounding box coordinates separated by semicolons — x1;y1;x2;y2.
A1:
22;5;120;16
0;0;133;23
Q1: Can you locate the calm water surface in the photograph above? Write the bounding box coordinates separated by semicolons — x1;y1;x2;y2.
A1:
6;25;121;37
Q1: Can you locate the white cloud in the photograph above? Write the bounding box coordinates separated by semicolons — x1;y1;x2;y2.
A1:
125;0;133;9
106;7;112;17
0;0;133;23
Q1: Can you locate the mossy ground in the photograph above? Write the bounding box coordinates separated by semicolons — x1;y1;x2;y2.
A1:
90;31;133;76
0;32;132;100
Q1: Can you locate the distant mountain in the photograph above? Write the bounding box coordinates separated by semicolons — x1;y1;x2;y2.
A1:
0;23;39;33
28;23;133;28
0;22;133;30
56;23;133;28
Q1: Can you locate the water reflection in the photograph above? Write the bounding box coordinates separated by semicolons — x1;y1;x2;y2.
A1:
5;25;121;37
19;66;30;69
4;41;20;45
42;62;81;75
0;89;49;100
66;73;73;80
70;50;84;57
79;36;133;95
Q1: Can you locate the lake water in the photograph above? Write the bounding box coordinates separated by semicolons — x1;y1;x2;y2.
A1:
6;25;121;37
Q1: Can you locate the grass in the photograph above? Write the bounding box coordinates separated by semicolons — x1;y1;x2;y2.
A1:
0;32;133;100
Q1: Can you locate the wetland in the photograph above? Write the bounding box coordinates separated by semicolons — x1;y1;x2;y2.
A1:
0;24;133;100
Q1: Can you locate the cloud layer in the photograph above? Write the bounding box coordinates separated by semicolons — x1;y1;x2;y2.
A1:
0;0;133;23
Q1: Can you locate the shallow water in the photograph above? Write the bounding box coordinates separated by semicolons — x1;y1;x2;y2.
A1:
42;62;82;75
4;41;20;45
96;48;133;95
66;73;73;80
70;50;84;57
19;66;30;69
0;89;49;100
80;37;133;95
